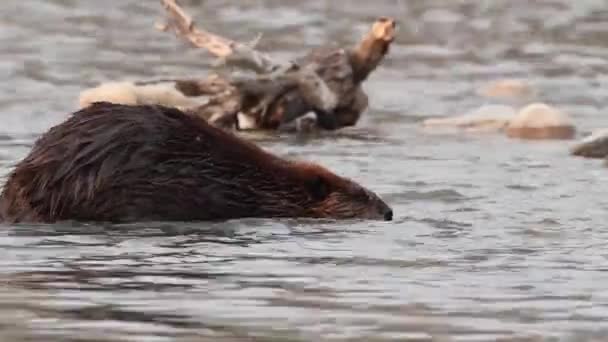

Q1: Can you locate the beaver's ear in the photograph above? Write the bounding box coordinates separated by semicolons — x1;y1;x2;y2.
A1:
305;175;330;200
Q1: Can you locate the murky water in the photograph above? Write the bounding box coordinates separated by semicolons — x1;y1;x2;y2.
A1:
1;0;608;341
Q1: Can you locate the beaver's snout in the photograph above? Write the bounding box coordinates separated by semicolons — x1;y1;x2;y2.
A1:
378;201;393;221
383;208;393;221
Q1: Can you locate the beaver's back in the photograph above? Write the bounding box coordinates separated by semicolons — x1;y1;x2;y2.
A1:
0;102;289;223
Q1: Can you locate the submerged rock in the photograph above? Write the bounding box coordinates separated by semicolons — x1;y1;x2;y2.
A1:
421;104;516;132
505;103;576;140
477;79;535;99
570;128;608;159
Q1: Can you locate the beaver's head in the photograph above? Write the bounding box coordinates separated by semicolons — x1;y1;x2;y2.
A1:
292;162;393;221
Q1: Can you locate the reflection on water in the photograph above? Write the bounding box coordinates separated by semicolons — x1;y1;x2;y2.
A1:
1;0;608;340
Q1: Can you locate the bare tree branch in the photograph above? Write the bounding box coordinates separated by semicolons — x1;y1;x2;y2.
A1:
151;0;394;132
157;0;288;74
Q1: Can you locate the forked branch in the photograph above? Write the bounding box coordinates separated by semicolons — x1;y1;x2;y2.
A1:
153;0;397;131
157;0;289;73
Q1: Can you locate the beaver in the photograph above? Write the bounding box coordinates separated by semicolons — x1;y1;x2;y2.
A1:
0;102;393;223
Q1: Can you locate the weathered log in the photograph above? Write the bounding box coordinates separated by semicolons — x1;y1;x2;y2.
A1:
260;17;395;130
154;0;395;131
157;0;284;73
135;74;232;96
157;0;343;129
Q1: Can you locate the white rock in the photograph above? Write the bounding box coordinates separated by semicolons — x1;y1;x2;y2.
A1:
477;79;534;99
505;103;576;140
78;81;206;110
78;81;138;108
422;104;516;132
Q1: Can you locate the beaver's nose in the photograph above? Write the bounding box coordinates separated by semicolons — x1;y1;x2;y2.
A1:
383;208;393;221
371;193;393;221
375;199;393;221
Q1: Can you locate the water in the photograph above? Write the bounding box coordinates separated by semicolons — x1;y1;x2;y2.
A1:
1;0;608;340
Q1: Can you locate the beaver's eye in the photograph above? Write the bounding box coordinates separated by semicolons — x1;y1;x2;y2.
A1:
305;175;330;201
355;190;370;202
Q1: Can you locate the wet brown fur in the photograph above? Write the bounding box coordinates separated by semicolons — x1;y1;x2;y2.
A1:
0;102;392;224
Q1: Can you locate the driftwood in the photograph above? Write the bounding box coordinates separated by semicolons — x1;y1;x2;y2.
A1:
156;0;396;131
157;0;287;74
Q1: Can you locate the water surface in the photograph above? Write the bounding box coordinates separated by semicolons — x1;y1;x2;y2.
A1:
1;0;608;341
